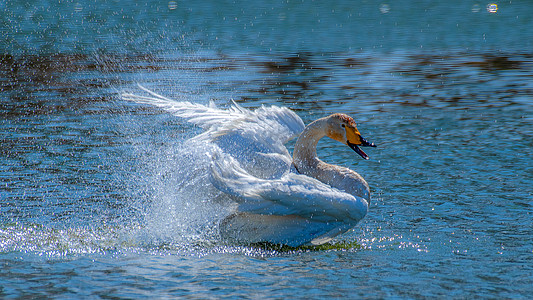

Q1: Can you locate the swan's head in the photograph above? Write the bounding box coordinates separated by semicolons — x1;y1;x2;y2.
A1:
326;113;376;160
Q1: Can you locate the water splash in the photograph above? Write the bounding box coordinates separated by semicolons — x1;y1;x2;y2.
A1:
121;129;237;247
0;223;127;257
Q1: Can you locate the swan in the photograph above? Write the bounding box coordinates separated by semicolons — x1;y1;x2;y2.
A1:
122;86;376;247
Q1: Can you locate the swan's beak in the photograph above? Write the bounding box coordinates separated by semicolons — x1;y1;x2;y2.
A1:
345;127;376;160
348;137;376;160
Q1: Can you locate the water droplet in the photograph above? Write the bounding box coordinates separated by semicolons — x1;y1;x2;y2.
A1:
168;1;178;10
487;3;498;13
379;4;390;14
471;4;481;13
74;3;83;12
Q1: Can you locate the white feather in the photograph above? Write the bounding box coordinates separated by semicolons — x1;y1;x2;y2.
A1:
210;150;368;223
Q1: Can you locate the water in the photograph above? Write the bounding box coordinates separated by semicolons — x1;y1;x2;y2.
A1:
2;0;533;298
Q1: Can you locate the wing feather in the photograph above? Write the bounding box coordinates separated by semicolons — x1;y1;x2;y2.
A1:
122;84;305;144
209;151;368;224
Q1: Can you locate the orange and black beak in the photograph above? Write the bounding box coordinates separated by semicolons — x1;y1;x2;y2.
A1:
348;136;376;160
345;126;376;160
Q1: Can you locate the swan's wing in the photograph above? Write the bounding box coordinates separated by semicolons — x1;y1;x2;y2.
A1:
209;151;368;224
122;85;243;130
121;85;305;144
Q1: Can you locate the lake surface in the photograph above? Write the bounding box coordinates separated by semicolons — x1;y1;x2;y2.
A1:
1;0;532;298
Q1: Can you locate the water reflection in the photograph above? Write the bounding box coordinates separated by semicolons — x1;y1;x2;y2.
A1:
2;51;532;117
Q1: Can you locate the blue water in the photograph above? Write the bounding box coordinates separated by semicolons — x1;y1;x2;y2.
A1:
1;0;533;298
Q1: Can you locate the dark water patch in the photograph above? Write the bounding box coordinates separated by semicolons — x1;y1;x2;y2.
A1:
220;51;533;113
245;240;363;253
342;57;368;68
257;53;322;74
463;55;523;71
3;50;532;116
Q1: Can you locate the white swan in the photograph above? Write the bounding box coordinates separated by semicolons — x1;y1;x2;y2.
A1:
122;86;376;247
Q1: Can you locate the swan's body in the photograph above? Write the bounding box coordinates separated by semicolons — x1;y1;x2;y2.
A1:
122;86;376;247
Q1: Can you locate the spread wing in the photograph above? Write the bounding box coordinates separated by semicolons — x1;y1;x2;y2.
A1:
122;85;305;179
122;84;304;144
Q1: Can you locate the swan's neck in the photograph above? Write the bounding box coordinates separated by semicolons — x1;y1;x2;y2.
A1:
292;117;328;171
292;117;370;200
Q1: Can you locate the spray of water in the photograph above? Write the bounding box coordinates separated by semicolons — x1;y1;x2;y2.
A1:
0;88;241;258
130;137;237;247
